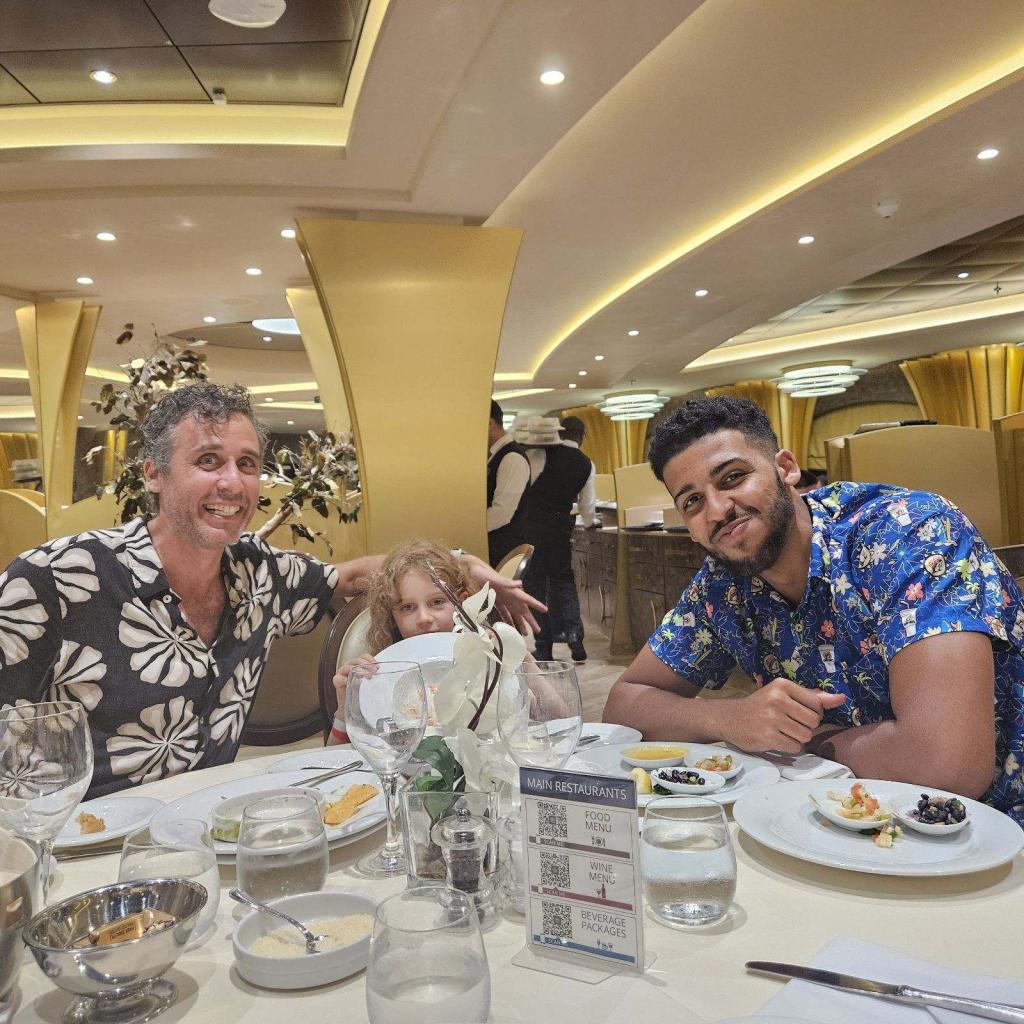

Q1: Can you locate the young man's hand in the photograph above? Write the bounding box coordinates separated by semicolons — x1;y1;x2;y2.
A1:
725;678;846;754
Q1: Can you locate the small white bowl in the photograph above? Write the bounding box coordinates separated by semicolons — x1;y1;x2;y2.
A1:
650;767;725;794
211;787;327;843
809;791;893;832
685;754;743;780
232;890;376;990
619;743;688;769
893;794;971;836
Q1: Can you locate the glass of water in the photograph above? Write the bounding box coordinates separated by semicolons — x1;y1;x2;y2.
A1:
640;796;736;927
366;886;490;1024
236;793;329;903
118;819;220;942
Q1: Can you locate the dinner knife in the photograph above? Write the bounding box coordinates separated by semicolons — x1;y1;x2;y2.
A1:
746;962;1024;1023
287;760;364;789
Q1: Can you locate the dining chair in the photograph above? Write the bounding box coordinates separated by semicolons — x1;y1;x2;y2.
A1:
317;594;370;738
495;543;533;581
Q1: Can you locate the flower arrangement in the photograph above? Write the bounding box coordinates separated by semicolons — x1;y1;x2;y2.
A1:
410;575;526;806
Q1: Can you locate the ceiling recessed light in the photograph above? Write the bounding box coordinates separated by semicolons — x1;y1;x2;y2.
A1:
798;235;815;245
245;267;262;276
280;228;296;239
252;317;299;335
957;271;970;279
594;355;605;361
539;70;565;86
95;231;116;242
568;383;577;389
286;420;295;426
203;315;217;323
77;415;84;421
627;329;639;336
75;276;94;285
89;69;117;85
578;370;588;376
264;397;274;403
261;335;272;342
977;147;1000;160
694;288;709;298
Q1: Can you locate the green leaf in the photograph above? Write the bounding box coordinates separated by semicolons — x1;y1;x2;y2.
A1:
412;736;459;789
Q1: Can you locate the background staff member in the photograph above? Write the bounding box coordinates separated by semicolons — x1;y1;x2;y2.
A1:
486;399;531;566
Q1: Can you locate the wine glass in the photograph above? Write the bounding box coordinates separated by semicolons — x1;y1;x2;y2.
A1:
236;793;329;902
366;886;490;1024
496;660;583;770
118;819;221;943
0;700;93;900
344;660;427;878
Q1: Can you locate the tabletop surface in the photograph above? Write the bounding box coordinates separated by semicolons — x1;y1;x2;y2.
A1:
12;749;1024;1024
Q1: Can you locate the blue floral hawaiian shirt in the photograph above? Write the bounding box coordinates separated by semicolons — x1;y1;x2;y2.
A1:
649;482;1024;825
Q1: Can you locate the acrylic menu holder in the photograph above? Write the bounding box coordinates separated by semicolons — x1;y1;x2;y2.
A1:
510;766;653;984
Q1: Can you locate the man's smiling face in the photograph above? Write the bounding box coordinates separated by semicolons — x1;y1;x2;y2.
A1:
145;413;262;550
661;428;799;576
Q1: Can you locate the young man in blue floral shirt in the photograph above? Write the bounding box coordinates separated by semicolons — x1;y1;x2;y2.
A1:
603;396;1024;825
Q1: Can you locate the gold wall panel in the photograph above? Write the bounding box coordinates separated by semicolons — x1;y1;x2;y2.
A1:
297;218;523;556
0;490;46;572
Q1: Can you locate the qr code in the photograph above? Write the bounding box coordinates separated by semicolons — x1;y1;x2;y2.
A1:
537;800;567;838
541;901;573;940
540;851;570;890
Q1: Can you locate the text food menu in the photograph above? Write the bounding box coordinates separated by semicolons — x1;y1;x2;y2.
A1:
520;767;645;970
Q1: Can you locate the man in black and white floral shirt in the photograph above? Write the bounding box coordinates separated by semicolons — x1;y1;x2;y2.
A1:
0;382;541;797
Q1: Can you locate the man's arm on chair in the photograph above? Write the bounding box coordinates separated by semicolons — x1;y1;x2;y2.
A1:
603;645;845;755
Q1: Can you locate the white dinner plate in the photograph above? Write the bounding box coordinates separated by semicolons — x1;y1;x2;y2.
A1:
376;631;457;663
566;741;780;808
732;779;1024;877
267;746;370;774
151;770;386;858
55;796;164;850
576;723;642;748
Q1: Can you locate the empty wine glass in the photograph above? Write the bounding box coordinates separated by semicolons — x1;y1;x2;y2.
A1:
344;661;427;878
0;700;93;900
366;886;490;1024
118;819;220;943
496;660;583;770
236;793;329;902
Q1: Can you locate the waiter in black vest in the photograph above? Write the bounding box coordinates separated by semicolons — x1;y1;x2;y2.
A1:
523;416;599;663
486;399;531;566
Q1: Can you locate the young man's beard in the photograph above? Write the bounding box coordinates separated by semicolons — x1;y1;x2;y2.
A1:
704;475;795;577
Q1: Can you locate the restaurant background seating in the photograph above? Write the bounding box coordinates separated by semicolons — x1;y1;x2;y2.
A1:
495;543;532;581
993;411;1024;545
317;595;370;739
827;423;1003;546
0;489;46;573
0;432;39;489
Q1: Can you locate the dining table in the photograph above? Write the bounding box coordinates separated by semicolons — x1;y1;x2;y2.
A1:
11;744;1024;1024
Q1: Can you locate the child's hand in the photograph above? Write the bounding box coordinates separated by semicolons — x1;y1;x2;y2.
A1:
332;654;379;705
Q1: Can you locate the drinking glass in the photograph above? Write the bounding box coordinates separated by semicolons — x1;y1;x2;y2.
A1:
496;660;583;770
0;700;93;900
236;793;328;902
345;661;427;877
640;796;736;927
366;886;490;1024
118;819;220;941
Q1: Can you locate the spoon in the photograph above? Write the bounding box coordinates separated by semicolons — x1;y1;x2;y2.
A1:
229;888;326;954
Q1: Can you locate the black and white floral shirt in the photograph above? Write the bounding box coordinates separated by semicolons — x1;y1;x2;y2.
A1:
0;517;338;797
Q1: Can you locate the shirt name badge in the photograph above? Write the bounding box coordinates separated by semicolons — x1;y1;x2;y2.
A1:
818;644;836;673
900;608;917;637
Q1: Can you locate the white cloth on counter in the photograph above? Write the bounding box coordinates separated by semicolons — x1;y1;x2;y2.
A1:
751;935;1024;1023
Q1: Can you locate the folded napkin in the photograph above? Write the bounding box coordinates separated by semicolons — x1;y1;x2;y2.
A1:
758;751;854;781
753;935;1024;1023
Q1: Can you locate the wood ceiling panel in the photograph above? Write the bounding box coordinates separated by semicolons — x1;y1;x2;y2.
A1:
0;0;168;51
181;41;351;105
145;0;357;46
0;47;208;102
0;66;37;105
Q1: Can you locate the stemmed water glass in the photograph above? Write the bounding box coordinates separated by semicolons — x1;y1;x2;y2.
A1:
0;700;93;900
366;886;490;1024
344;661;427;878
496;660;583;770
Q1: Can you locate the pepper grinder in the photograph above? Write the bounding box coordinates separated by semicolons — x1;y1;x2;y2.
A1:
430;806;498;927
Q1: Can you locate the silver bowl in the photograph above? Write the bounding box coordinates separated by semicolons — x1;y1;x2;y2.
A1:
22;878;207;1024
0;831;40;1019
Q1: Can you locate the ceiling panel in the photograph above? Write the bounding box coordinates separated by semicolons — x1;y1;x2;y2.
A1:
0;47;208;102
144;0;358;46
0;0;168;51
181;41;350;105
0;65;36;105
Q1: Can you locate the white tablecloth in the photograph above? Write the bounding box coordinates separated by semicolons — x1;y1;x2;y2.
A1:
13;753;1024;1024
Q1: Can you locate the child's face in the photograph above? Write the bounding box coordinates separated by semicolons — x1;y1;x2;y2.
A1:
392;570;457;638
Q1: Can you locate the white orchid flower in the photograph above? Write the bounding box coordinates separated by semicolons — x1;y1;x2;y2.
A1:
456;727;517;793
458;584;496;630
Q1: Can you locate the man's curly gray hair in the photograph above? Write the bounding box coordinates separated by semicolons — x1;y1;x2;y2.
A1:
141;383;269;510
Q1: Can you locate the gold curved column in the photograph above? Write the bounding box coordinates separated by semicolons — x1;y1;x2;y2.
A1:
15;300;100;533
296;219;522;556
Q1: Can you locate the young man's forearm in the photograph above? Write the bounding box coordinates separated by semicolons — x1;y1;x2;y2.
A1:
603;680;735;744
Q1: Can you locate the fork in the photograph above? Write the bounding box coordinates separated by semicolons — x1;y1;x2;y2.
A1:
287;760;363;789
